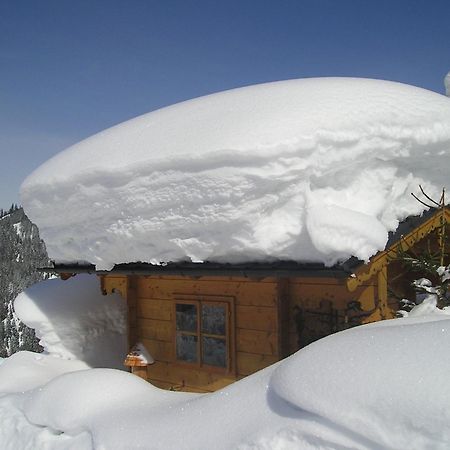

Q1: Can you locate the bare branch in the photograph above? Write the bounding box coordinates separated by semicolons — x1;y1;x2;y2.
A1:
419;184;441;207
411;192;434;209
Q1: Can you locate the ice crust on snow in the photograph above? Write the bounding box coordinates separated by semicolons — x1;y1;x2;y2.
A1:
20;78;450;270
14;275;127;369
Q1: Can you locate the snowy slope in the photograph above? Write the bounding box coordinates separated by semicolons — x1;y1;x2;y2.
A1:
1;274;449;449
21;78;450;270
1;315;450;449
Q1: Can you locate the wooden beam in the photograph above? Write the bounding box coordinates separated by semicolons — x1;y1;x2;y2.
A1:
276;278;290;359
347;208;449;292
377;264;393;319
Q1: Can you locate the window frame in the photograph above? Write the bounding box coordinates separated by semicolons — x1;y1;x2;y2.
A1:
173;295;235;374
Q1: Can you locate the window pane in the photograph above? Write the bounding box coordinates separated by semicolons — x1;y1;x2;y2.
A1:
176;303;197;332
176;334;198;362
201;304;226;335
202;336;226;367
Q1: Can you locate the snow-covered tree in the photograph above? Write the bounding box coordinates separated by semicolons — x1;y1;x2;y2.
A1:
398;187;449;316
0;207;50;356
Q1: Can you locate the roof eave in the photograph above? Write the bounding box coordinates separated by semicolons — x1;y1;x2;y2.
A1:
40;261;352;279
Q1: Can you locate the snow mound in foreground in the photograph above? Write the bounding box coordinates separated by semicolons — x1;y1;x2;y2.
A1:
271;316;450;449
0;351;89;394
23;368;192;434
1;315;450;449
21;78;450;269
14;275;127;369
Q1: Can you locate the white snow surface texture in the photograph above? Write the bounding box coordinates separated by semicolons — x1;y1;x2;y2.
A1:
1;287;450;449
21;78;450;270
14;275;127;369
445;71;450;97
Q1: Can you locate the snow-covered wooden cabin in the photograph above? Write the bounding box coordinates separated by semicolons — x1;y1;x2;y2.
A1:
22;78;450;392
47;206;449;392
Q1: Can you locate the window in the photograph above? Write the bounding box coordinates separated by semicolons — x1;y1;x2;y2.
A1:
175;299;233;371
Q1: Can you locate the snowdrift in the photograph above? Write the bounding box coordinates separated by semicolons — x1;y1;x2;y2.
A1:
14;275;127;369
20;78;450;270
1;312;450;449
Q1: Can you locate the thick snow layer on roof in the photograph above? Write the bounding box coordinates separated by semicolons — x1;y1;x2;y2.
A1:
1;312;450;449
21;78;450;270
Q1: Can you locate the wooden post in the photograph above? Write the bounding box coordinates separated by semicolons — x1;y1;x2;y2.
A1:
126;277;138;350
439;189;446;267
276;278;290;359
377;264;390;319
378;265;388;319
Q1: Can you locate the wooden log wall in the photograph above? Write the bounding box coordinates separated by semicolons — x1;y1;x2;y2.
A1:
287;277;378;354
101;272;384;392
133;275;281;392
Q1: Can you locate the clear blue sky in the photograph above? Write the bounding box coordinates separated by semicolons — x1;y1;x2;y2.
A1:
1;0;449;210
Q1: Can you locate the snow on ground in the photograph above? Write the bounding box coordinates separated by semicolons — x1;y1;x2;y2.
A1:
1;305;449;449
271;316;450;449
0;351;89;394
21;78;450;270
14;275;127;369
11;78;450;447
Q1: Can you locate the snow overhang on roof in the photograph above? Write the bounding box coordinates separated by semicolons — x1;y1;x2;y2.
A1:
42;206;448;286
21;78;450;270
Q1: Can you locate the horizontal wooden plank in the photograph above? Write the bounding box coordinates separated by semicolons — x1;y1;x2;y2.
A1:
137;278;236;299
234;282;277;307
289;282;377;313
147;375;234;393
147;361;235;391
236;305;277;331
148;361;230;385
289;276;344;286
147;379;174;390
103;276;128;297
178;385;211;393
289;283;347;304
136;298;173;321
236;329;278;356
140;338;174;362
237;352;278;376
138;318;172;342
136;277;277;307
